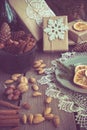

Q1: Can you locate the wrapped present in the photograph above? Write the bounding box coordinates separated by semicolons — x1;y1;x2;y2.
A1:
8;0;55;41
43;16;68;51
68;20;87;43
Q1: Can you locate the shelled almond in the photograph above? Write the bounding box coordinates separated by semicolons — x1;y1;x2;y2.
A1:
53;115;60;127
27;113;34;124
22;103;31;110
33;59;46;74
32;84;39;91
44;113;54;120
33;114;45;124
32;91;42;97
44;107;52;116
45;96;52;104
29;77;37;84
4;73;29;101
21;114;27;124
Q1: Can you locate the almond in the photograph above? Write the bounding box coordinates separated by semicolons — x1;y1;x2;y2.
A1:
22;114;27;124
29;77;36;84
39;63;46;68
44;107;52;115
20;76;28;84
33;115;45;124
38;69;45;75
33;62;42;68
32;84;39;91
22;103;31;110
32;91;42;97
45;97;52;104
34;60;43;64
11;73;22;81
53;115;60;127
34;113;43;117
27;113;33;124
5;79;14;84
45;113;54;120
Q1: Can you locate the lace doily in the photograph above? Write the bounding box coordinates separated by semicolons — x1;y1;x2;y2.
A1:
38;52;87;129
25;0;55;27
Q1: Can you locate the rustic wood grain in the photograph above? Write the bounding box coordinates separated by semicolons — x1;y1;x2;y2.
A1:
19;51;77;130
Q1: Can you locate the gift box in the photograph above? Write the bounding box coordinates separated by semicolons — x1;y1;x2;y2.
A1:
43;16;68;51
8;0;55;41
68;20;87;43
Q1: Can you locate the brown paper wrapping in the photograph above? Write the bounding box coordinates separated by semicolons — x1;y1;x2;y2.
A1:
69;20;87;43
8;0;42;41
43;16;68;52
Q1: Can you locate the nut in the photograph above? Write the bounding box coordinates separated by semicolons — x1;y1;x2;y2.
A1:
29;77;36;84
53;115;60;127
45;97;52;104
11;73;22;81
44;107;52;115
32;91;42;97
34;114;43;117
22;103;31;110
32;84;39;91
7;93;14;100
27;113;33;124
5;79;14;84
20;76;28;84
18;83;28;93
5;87;14;95
13;89;21;96
12;95;19;100
34;60;43;64
45;113;54;120
33;114;45;124
33;62;42;68
38;69;45;75
39;63;46;68
8;84;16;89
22;114;27;124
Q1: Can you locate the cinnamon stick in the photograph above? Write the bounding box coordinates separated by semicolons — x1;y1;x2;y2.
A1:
11;127;20;130
0;115;20;119
0;100;20;109
0;119;20;126
0;123;19;127
0;109;19;115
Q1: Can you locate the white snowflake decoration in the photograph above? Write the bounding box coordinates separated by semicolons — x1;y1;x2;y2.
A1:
44;18;68;41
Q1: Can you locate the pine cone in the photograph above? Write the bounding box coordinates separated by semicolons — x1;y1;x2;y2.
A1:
72;42;87;52
12;31;25;41
4;39;19;54
0;22;11;43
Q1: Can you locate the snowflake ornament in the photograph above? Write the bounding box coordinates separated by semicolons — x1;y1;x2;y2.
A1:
44;18;68;41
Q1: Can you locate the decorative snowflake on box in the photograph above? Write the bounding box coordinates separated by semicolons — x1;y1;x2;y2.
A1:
44;17;68;41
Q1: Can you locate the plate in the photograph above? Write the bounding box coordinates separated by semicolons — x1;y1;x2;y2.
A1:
55;54;87;93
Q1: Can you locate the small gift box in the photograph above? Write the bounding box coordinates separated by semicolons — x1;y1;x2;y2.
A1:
8;0;55;41
43;16;68;51
68;20;87;43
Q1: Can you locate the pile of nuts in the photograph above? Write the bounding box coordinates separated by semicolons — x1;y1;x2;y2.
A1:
3;59;60;128
0;22;36;55
21;96;60;128
33;59;46;75
4;73;29;101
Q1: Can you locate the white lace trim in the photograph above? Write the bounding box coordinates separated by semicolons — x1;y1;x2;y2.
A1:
38;52;87;129
25;0;55;27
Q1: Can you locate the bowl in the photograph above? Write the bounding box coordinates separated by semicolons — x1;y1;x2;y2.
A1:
0;45;37;74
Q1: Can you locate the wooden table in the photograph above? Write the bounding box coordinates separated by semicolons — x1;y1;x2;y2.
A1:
0;50;86;130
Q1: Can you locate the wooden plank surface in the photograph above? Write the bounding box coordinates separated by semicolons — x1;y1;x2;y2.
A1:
0;51;86;130
19;51;77;130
